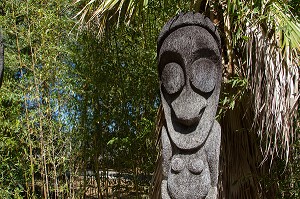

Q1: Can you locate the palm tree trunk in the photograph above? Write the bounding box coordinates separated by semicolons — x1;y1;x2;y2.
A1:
218;89;277;199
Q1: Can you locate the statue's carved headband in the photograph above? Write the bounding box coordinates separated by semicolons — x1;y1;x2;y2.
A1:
157;12;221;54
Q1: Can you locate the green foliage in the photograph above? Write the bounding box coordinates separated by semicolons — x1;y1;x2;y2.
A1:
70;15;159;196
0;0;76;198
217;76;248;118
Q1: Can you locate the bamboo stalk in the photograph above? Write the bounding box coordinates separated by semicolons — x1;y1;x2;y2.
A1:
13;9;36;197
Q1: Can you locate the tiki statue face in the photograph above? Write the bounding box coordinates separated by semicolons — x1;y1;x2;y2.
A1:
158;25;222;150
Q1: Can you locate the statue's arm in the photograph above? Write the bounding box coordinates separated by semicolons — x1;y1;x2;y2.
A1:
161;126;172;177
161;126;172;198
206;121;221;199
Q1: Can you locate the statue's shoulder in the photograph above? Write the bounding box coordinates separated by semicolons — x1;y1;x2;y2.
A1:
206;120;221;149
213;120;221;134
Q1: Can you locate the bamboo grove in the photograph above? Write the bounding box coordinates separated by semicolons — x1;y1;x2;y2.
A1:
0;0;299;198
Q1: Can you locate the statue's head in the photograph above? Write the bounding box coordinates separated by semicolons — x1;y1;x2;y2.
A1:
158;12;222;150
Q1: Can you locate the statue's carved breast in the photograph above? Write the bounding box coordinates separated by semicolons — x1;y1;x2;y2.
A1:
167;150;211;198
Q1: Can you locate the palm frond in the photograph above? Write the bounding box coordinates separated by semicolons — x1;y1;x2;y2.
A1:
73;0;149;34
270;2;300;51
242;0;300;162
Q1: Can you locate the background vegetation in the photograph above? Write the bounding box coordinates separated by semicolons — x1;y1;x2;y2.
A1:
0;0;299;198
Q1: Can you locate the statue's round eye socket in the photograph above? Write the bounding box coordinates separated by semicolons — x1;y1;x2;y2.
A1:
190;58;216;93
161;62;185;95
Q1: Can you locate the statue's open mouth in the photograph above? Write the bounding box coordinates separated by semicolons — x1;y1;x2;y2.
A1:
171;108;205;134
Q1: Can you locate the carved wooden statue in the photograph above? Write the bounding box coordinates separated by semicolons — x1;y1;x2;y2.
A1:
157;12;222;199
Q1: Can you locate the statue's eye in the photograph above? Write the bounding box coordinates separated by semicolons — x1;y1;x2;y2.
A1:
190;58;216;93
161;62;185;95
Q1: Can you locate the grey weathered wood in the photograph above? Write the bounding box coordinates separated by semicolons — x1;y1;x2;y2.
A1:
157;12;222;199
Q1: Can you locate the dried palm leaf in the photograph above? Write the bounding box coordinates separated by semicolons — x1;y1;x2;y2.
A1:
73;0;149;35
244;1;299;162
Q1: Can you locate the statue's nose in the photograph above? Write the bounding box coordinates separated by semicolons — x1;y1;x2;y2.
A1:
171;90;207;126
